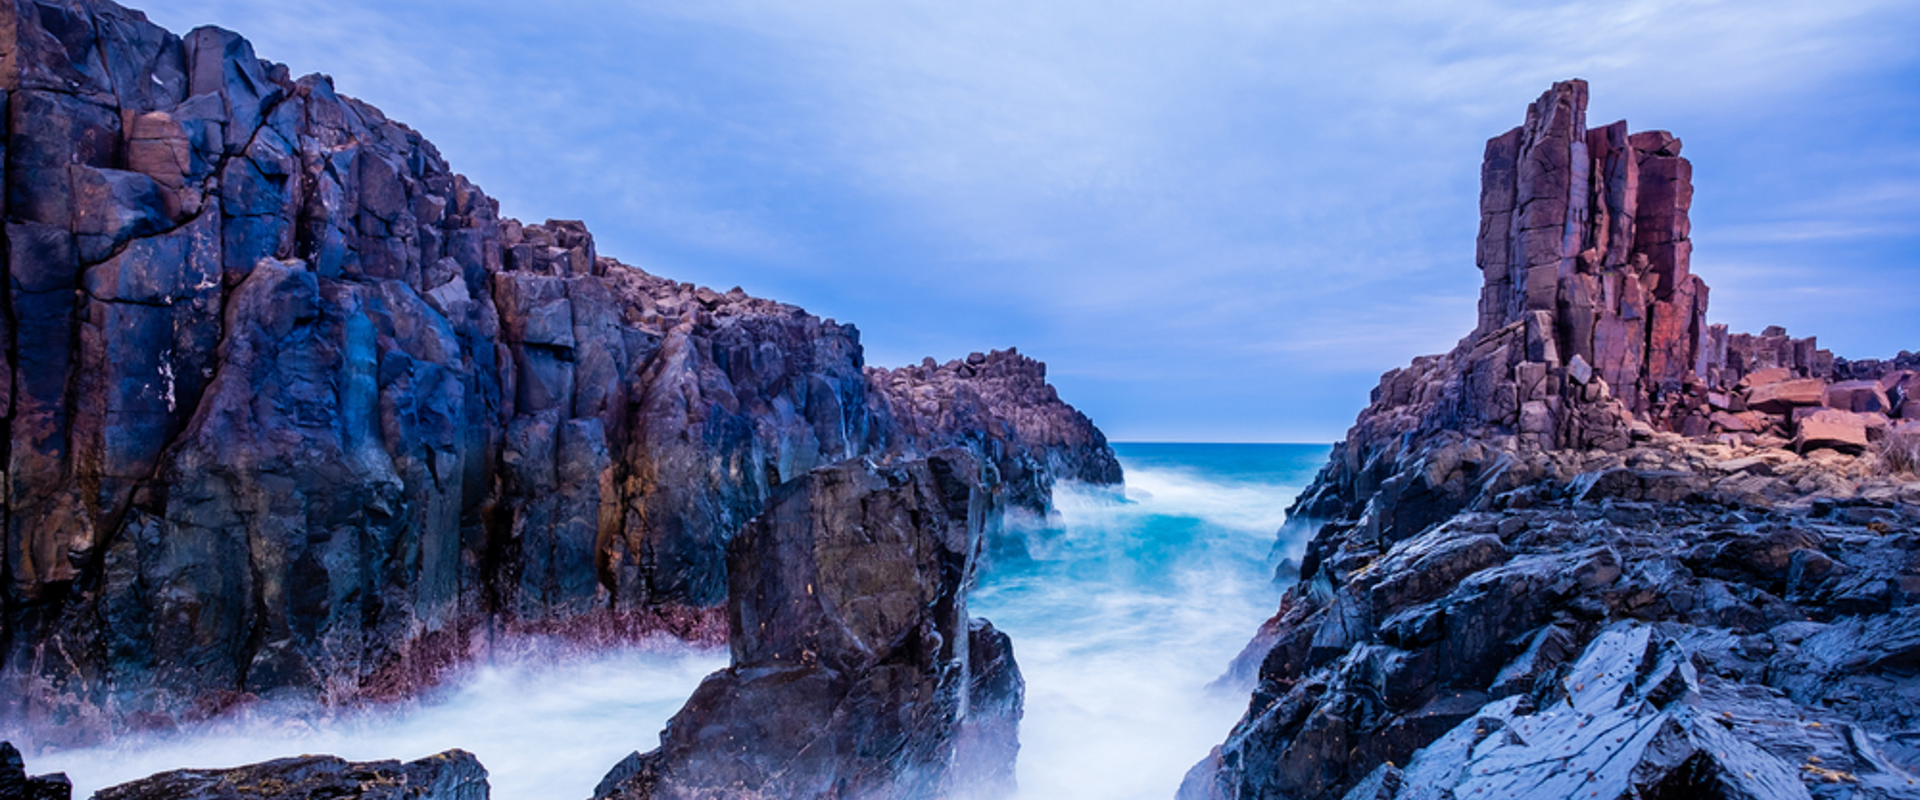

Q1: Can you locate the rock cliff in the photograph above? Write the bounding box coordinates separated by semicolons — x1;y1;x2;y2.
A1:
0;0;1116;743
1185;80;1920;800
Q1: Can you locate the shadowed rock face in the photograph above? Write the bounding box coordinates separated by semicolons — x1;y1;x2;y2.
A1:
0;0;1115;741
1186;81;1920;800
90;749;488;800
2;741;71;800
592;452;1021;800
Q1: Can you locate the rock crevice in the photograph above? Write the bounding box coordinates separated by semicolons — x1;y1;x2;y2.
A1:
0;0;1116;742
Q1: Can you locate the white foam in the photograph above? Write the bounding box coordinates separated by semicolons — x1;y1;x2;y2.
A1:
23;643;726;800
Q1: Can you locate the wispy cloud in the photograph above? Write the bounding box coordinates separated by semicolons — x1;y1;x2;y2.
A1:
138;0;1920;440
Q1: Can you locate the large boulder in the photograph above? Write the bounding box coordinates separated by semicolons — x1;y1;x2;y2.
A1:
593;453;1022;800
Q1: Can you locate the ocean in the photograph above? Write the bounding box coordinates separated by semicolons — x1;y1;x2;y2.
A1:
25;442;1331;800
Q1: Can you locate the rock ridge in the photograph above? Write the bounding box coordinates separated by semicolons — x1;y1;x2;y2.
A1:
0;0;1116;744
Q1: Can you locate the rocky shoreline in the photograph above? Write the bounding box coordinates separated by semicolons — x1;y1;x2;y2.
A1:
0;0;1118;796
1184;81;1920;800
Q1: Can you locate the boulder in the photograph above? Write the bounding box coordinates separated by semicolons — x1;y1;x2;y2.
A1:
1795;408;1871;453
1;742;71;800
1825;379;1892;414
593;454;1022;800
1746;378;1827;414
92;750;488;800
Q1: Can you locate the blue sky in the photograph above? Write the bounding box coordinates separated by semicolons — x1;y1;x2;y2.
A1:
139;0;1920;442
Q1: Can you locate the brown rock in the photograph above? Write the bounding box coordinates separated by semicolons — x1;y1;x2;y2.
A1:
1746;378;1826;414
1709;411;1752;433
1824;380;1891;414
1794;408;1870;454
1740;367;1792;388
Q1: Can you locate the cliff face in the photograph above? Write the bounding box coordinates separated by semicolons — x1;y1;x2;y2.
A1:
0;0;1116;742
1187;81;1920;800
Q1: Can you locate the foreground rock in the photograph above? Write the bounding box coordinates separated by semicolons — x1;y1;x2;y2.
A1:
0;0;1115;740
92;750;487;800
1185;80;1920;800
2;742;70;800
593;452;1021;800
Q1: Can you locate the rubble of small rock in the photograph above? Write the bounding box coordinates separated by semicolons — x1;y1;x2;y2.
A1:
0;0;1114;759
1183;80;1920;800
593;451;1021;800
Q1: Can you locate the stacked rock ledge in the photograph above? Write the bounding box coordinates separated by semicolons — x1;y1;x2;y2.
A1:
1188;80;1920;800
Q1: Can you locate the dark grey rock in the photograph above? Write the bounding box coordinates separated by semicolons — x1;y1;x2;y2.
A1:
91;749;487;800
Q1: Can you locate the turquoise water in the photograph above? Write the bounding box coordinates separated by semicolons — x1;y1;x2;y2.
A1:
27;442;1330;799
972;442;1331;800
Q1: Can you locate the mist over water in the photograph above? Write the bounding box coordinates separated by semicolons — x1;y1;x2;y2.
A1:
18;443;1327;800
23;641;726;800
971;443;1330;800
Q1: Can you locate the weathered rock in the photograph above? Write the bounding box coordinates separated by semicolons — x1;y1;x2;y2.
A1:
92;749;488;800
1749;378;1829;414
1795;408;1872;454
0;0;1114;741
1195;80;1920;800
1;741;71;800
592;453;1021;800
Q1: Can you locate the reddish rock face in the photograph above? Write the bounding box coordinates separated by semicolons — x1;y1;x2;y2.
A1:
1825;380;1893;414
1747;378;1828;414
1793;408;1871;453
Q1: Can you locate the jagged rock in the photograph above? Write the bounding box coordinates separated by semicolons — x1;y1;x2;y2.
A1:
592;453;1021;800
1359;624;1918;800
92;750;488;800
0;0;1114;739
1;741;71;800
1194;80;1920;800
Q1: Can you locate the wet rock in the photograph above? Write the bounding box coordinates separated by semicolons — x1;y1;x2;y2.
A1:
593;453;1021;800
0;0;1114;742
1198;79;1920;800
92;749;488;800
1;741;71;800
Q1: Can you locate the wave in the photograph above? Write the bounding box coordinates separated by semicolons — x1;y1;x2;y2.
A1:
24;641;726;799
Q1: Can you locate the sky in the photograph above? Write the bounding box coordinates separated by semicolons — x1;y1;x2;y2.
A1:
136;0;1920;443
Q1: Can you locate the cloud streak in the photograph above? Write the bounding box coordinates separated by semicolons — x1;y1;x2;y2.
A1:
139;0;1920;441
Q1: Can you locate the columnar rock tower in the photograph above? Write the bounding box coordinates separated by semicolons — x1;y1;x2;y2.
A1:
1474;79;1705;412
1185;81;1920;800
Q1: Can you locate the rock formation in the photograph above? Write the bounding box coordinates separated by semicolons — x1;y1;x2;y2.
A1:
593;451;1021;800
2;741;70;800
91;749;488;800
0;0;1116;745
1185;80;1920;800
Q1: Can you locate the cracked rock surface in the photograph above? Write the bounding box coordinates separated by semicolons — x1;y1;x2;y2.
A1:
592;452;1022;800
1185;80;1920;800
0;0;1115;743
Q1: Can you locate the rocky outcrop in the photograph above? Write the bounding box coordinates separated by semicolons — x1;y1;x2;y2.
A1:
867;350;1122;514
592;452;1021;800
0;0;1115;742
91;749;488;800
1187;80;1920;800
2;741;70;800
